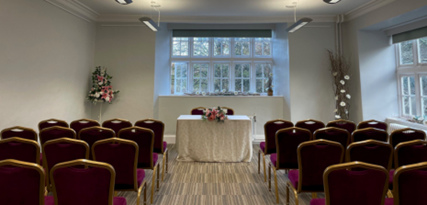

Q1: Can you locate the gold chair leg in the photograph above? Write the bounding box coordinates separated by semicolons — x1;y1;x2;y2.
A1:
312;192;317;199
258;150;261;174
387;189;393;198
268;164;271;191
293;186;299;205
162;154;165;181
114;191;118;197
156;164;160;191
287;181;299;205
137;182;147;205
273;168;279;204
151;166;156;204
286;184;290;205
166;150;168;173
262;153;267;182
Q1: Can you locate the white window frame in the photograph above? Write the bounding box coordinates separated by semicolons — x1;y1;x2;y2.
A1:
396;38;427;117
171;61;189;94
171;37;273;95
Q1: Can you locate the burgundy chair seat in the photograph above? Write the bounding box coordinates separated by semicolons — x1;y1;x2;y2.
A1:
260;142;266;152
310;199;325;205
113;197;127;205
384;198;394;205
288;170;299;189
137;169;145;187
45;196;55;205
163;141;167;152
389;170;394;189
270;154;277;167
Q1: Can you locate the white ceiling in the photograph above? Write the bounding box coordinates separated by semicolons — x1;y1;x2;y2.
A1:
79;0;372;20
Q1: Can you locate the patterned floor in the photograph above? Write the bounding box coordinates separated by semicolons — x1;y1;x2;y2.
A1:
118;144;321;205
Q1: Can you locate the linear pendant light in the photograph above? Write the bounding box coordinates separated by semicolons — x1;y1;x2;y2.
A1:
115;0;132;5
324;0;341;4
286;18;313;33
139;17;159;32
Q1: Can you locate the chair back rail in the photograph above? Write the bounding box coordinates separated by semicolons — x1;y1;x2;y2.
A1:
70;118;100;136
326;119;356;135
102;118;132;136
295;119;325;134
1;126;37;141
0;137;40;164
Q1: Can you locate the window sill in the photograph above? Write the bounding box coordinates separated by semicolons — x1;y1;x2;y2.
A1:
159;95;284;98
386;117;427;131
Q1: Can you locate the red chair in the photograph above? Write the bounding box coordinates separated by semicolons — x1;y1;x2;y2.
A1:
221;106;234;115
268;127;311;203
313;127;350;148
310;161;389;205
295;119;325;134
118;127;159;204
326;119;356;135
190;107;206;115
42;138;89;191
78;126;115;159
351;127;389;143
346;140;393;190
357;119;388;131
394;140;427;169
1;126;37;141
135;119;168;181
389;128;426;149
287;139;344;205
38;118;69;131
70;118;100;135
50;159;127;205
259;119;294;182
39;126;76;145
93;138;146;205
385;162;427;205
0;137;40;164
0;159;52;205
102;118;132;136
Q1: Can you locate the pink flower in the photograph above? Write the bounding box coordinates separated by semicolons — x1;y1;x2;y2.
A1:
97;75;104;82
101;92;108;99
220;116;224;121
91;88;94;91
208;114;215;121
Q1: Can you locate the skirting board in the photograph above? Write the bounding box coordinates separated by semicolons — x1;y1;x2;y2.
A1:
164;135;265;144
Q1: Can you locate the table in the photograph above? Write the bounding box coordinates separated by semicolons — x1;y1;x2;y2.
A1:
176;115;253;162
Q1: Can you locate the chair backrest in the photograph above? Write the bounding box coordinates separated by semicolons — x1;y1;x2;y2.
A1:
395;140;427;168
0;159;45;205
297;139;344;192
0;137;40;164
222;107;234;115
346;140;393;170
102;118;132;135
135;119;165;154
324;161;389;205
313;127;350;148
351;128;389;143
1;126;37;141
393;162;427;205
78;127;115;159
295;119;325;134
39;126;76;145
70;118;100;135
264;119;294;155
118;127;155;169
191;107;206;115
390;128;426;148
93;138;139;191
357;119;388;131
50;159;116;205
326;119;356;135
274;127;311;169
43;138;89;187
38;118;69;131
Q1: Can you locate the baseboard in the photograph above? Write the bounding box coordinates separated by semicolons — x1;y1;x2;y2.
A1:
164;134;265;144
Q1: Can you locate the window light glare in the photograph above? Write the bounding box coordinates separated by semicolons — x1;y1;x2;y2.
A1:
115;0;132;5
324;0;341;4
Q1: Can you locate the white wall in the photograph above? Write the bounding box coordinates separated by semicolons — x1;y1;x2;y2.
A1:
289;23;336;123
93;24;156;123
0;0;95;131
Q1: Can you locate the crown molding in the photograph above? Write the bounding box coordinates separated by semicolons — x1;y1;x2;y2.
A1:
345;0;396;22
44;0;99;22
97;14;336;24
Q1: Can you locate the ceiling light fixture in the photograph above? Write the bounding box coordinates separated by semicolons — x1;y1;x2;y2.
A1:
139;17;159;32
286;2;313;33
324;0;341;4
115;0;132;5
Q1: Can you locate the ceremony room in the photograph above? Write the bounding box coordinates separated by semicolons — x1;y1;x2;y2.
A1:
2;0;427;204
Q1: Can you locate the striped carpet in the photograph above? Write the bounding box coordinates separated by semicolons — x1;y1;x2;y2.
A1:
118;144;321;205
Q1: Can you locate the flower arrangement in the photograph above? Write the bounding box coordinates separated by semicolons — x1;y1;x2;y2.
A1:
87;66;119;104
327;50;351;120
185;91;260;96
202;106;228;123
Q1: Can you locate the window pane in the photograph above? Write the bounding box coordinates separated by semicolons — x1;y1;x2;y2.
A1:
201;79;208;92
171;63;175;94
235;42;242;55
402;76;409;95
223;42;230;55
176;79;181;93
264;41;271;56
214;79;220;92
411;96;416;116
214;38;230;57
234;38;250;57
256;64;263;77
243;42;250;56
222;79;229;91
193;65;200;78
214;65;221;77
193;38;209;57
255;41;262;56
400;40;414;65
176;66;181;78
193;79;200;92
182;80;187;93
182;66;187;77
181;42;188;56
201;65;208;77
421;76;427;96
410;76;415;95
235;79;242;92
243;79;250;92
419;37;427;63
243;64;250;78
173;41;180;56
235;64;242;77
222;65;229;78
256;79;263;93
172;38;189;56
423;97;427;117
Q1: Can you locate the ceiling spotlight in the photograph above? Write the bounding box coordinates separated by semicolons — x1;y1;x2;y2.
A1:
324;0;341;4
139;17;159;32
115;0;132;5
286;18;313;33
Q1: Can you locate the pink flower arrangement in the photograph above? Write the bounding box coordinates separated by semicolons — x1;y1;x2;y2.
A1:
87;66;119;104
202;106;228;123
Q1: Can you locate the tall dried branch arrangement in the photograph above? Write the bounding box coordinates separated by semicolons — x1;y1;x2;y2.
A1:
327;49;352;120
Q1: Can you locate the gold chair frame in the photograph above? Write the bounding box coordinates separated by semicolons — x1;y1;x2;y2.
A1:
357;119;388;130
1;126;38;141
93;138;147;205
70;118;100;131
39;126;76;145
38;118;69;131
392;161;427;205
313;127;350;147
295;119;325;132
394;139;427;168
346;139;393;170
78;126;116;139
286;139;344;205
351;127;389;143
389;128;426;148
221;106;234;115
326;119;356;133
0;137;41;164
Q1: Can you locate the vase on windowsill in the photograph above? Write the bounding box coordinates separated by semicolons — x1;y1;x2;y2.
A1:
267;88;273;96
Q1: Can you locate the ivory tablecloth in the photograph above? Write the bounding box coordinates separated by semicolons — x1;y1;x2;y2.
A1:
176;115;253;162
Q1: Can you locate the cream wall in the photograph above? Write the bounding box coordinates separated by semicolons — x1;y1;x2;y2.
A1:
93;24;156;123
0;0;95;131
